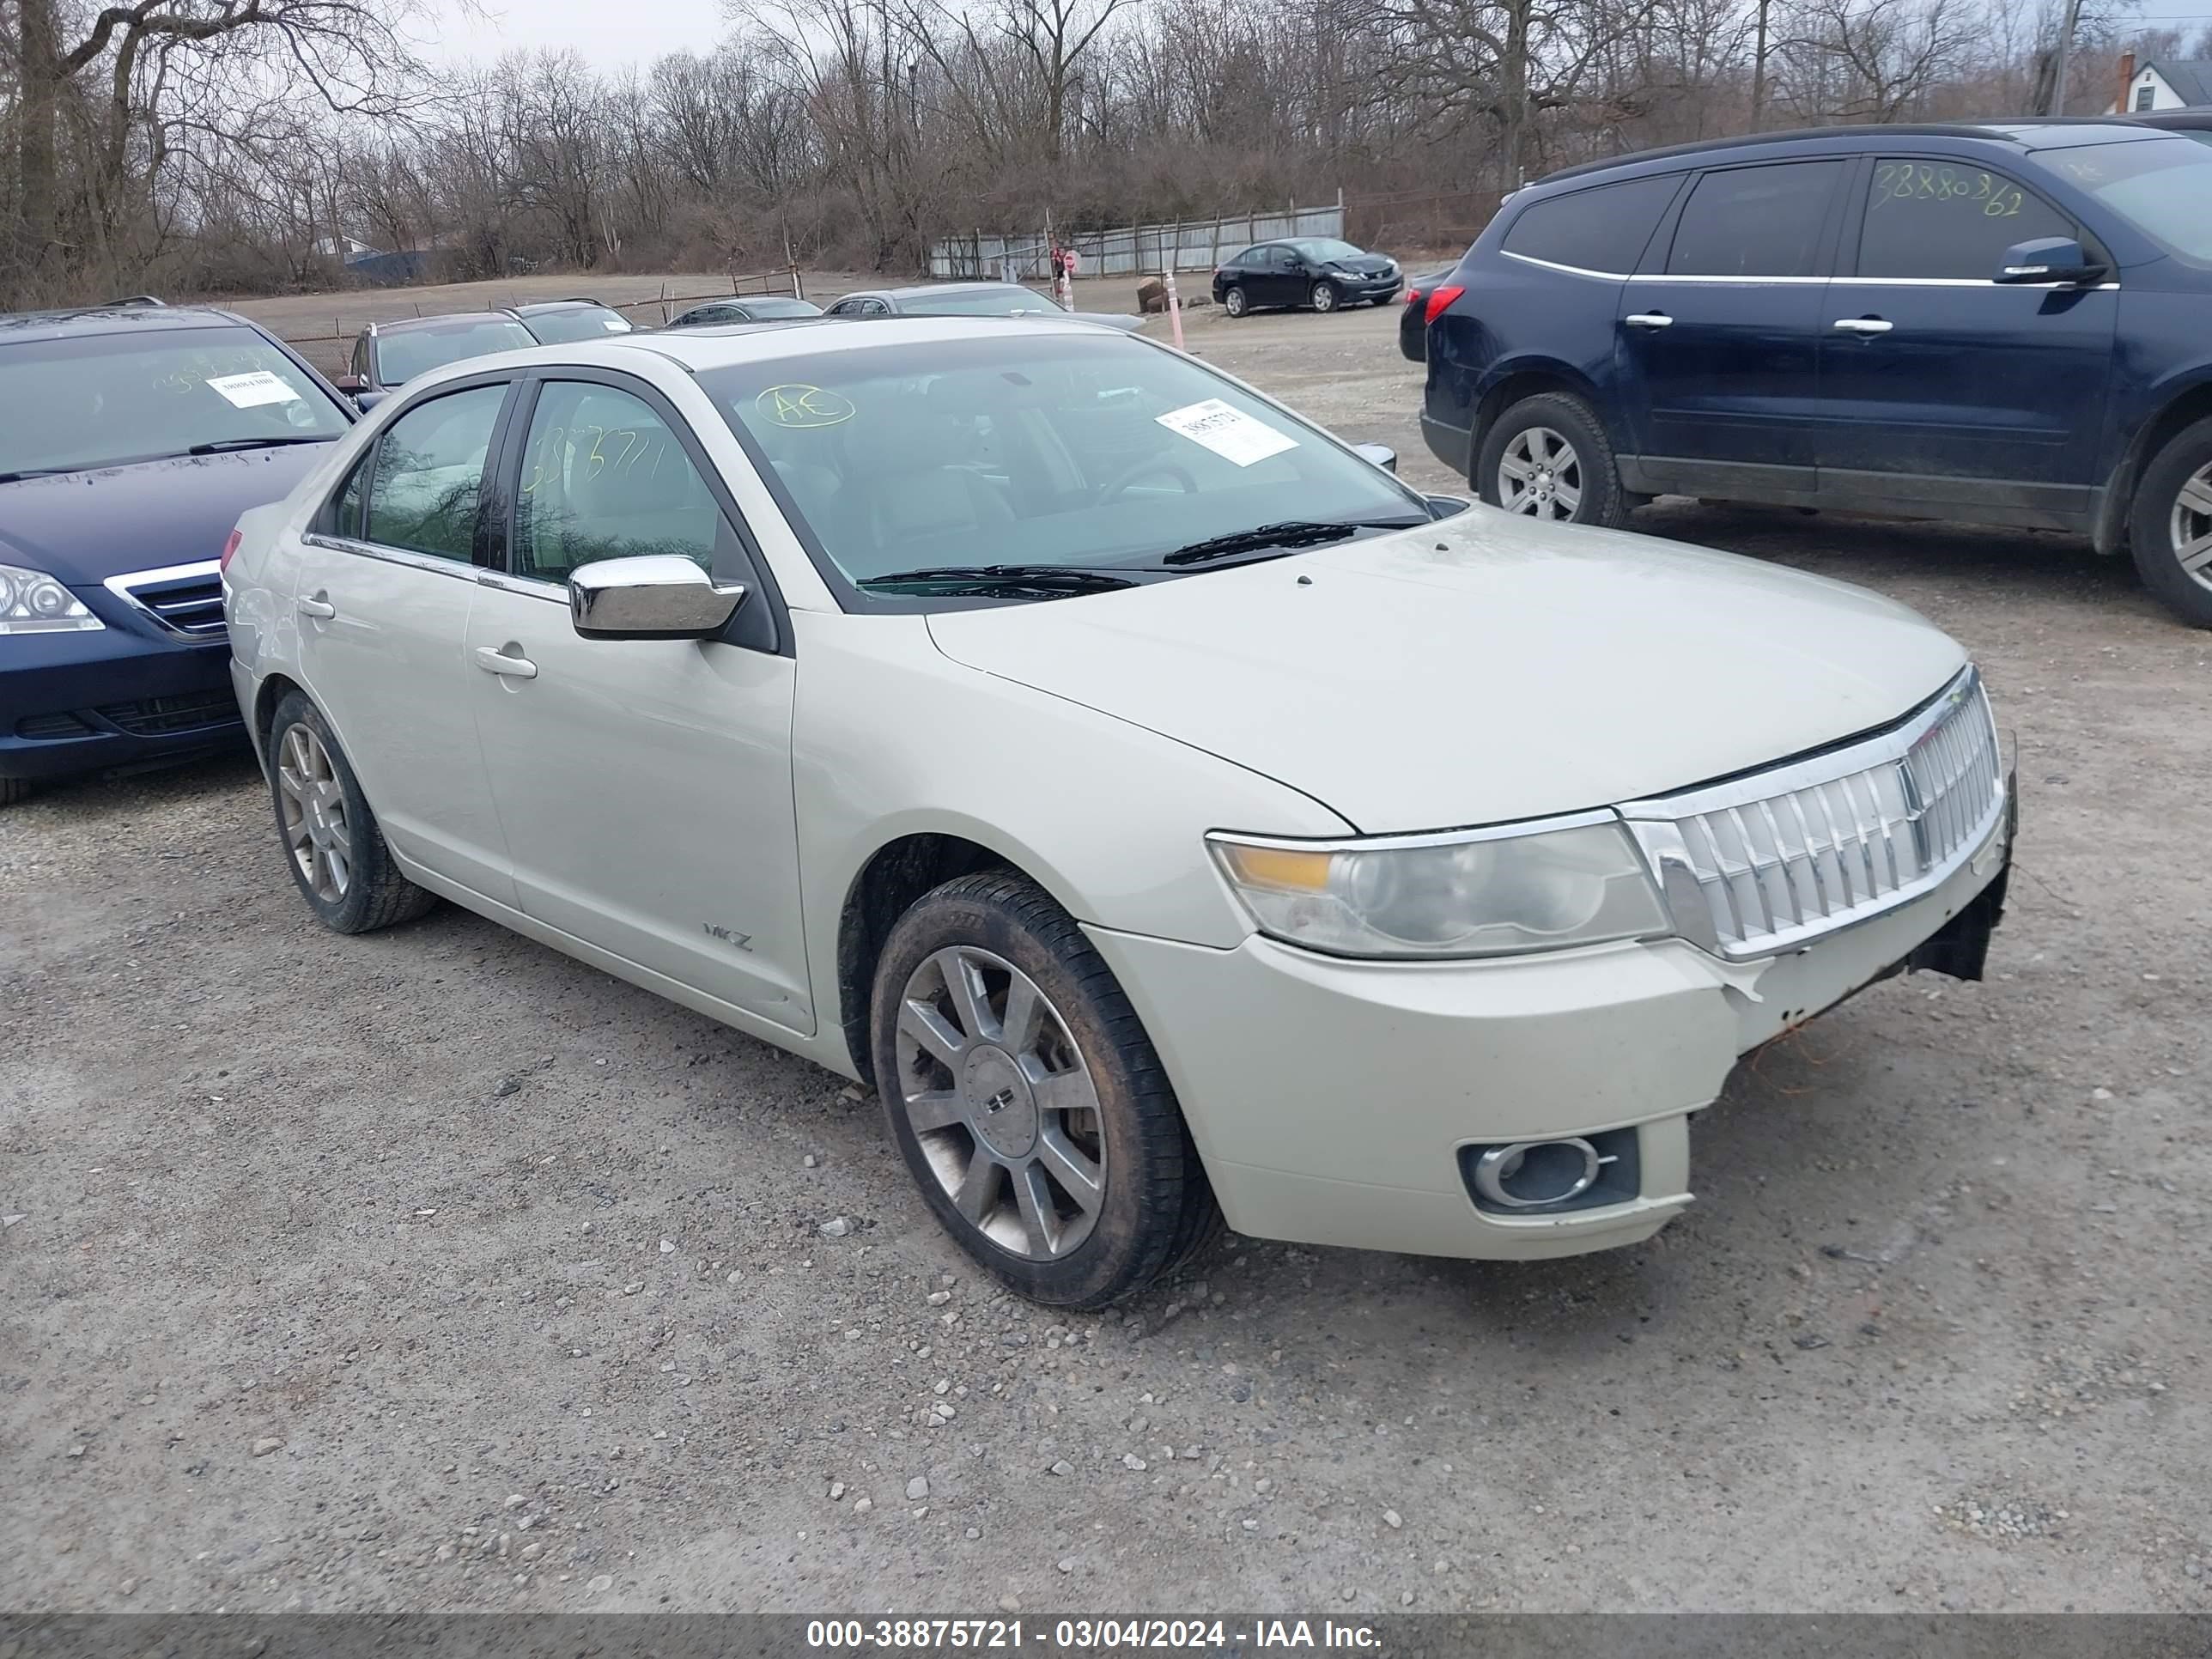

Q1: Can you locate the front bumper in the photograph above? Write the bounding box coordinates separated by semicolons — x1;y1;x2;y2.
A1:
0;609;243;784
1087;799;2011;1262
1334;275;1403;304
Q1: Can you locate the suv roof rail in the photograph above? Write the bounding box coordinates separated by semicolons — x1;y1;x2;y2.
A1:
1538;122;2029;188
103;294;167;307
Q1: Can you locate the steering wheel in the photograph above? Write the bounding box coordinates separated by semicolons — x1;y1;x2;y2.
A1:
1094;457;1199;505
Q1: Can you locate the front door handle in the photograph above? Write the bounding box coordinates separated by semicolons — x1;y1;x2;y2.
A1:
296;592;336;619
1623;312;1673;329
1832;318;1894;335
473;645;538;680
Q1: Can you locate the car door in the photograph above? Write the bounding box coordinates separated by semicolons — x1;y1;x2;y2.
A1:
291;378;517;902
462;370;811;1030
1264;245;1306;306
1613;158;1850;501
1809;155;2118;525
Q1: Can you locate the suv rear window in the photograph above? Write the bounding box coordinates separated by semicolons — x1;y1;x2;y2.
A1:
1667;160;1845;277
1501;175;1680;274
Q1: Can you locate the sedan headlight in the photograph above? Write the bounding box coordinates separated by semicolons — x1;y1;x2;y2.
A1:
1208;813;1672;959
0;562;103;635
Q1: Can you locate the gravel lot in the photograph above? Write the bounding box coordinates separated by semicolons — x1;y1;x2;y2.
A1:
4;292;2209;1616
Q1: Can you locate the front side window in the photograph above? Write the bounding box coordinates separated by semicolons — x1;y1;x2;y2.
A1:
514;380;726;585
1856;160;2075;280
370;318;537;386
1503;173;1683;274
2033;135;2212;263
0;323;350;481
1667;160;1846;277
702;332;1429;607
363;384;507;563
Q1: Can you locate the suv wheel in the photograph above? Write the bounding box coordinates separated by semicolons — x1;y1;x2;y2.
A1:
2130;416;2212;627
1476;392;1626;528
870;870;1220;1308
1222;285;1248;319
0;777;29;807
1310;281;1339;313
265;690;438;934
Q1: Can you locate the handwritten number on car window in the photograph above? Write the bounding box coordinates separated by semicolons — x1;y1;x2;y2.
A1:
1874;161;2022;217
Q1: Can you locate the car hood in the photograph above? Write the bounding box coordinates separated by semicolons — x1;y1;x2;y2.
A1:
1331;255;1398;277
1065;311;1144;332
0;446;332;585
924;514;1967;833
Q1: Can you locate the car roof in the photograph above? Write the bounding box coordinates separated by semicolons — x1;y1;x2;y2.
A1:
0;301;262;345
372;310;532;336
1537;118;2173;187
508;299;615;316
882;282;1034;298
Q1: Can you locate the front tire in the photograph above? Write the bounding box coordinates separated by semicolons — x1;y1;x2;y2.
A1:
2129;416;2212;627
870;870;1218;1308
1476;392;1626;527
1310;281;1339;313
1222;285;1249;319
265;690;437;934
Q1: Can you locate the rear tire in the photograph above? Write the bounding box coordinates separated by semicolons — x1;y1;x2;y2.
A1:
871;870;1219;1308
0;777;30;807
1222;285;1249;319
1476;392;1626;528
2129;415;2212;627
265;690;438;935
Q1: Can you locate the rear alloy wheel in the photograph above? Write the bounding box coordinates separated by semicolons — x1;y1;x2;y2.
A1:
1475;391;1627;529
1222;285;1249;319
2130;415;2212;627
1310;281;1340;313
0;777;29;807
872;870;1219;1307
265;690;438;934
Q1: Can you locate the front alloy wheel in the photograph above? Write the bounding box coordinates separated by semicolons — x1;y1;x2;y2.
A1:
1498;425;1583;520
1310;281;1339;313
894;945;1106;1260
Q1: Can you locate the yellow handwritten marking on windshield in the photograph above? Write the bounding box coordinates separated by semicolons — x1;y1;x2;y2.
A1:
757;384;855;428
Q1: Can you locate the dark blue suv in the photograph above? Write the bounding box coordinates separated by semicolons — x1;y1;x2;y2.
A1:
1414;120;2212;626
1;302;354;804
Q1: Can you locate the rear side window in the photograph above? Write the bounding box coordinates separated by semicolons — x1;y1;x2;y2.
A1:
1856;161;2077;280
364;384;507;564
1501;174;1682;274
1668;160;1846;276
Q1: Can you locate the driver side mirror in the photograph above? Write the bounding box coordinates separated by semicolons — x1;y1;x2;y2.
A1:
333;373;365;393
1995;236;2106;287
569;555;746;641
1352;442;1399;474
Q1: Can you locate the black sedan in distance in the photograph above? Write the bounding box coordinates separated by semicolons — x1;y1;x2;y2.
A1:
1212;238;1402;318
665;295;823;327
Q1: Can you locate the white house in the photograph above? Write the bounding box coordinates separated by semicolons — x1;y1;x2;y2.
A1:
2111;58;2212;112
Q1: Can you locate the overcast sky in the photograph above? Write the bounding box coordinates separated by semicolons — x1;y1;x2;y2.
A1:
416;0;731;70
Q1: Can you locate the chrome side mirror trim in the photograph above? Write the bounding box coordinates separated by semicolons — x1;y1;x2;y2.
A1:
568;555;746;641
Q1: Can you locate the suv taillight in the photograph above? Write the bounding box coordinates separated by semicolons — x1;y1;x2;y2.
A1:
1423;284;1465;325
219;527;242;573
1404;287;1422;307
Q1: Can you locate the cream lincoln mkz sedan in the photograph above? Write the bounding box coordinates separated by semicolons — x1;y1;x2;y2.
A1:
223;316;2014;1306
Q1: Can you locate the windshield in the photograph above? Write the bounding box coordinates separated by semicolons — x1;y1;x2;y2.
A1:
2034;137;2212;263
373;319;537;384
0;324;349;477
519;307;633;344
898;286;1056;317
701;333;1427;605
1289;239;1365;261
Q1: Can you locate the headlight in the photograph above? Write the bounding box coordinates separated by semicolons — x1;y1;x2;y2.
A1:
0;562;104;635
1208;813;1672;959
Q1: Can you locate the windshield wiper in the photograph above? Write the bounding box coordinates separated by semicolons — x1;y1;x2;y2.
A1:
185;435;331;455
856;563;1138;595
1158;518;1425;567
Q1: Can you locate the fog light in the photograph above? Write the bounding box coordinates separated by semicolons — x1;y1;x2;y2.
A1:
1472;1138;1602;1208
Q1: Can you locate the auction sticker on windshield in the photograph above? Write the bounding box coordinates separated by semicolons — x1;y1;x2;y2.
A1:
1155;398;1297;466
205;370;301;408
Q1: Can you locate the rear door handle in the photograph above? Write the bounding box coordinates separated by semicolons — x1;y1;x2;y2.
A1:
1832;318;1894;335
473;645;538;680
1623;312;1673;329
296;592;336;619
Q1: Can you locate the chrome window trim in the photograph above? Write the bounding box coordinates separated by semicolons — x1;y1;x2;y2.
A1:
477;569;568;604
1206;806;1620;857
300;532;483;583
1501;250;2119;292
103;558;225;638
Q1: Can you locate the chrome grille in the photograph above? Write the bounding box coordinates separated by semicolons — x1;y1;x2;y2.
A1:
1622;670;2005;959
102;559;227;640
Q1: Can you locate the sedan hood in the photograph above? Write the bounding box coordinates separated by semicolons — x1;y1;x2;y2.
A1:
1333;255;1397;276
0;446;332;585
925;514;1966;833
1066;311;1145;332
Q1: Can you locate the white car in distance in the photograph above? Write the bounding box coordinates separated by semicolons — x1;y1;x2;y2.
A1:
222;316;2014;1307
